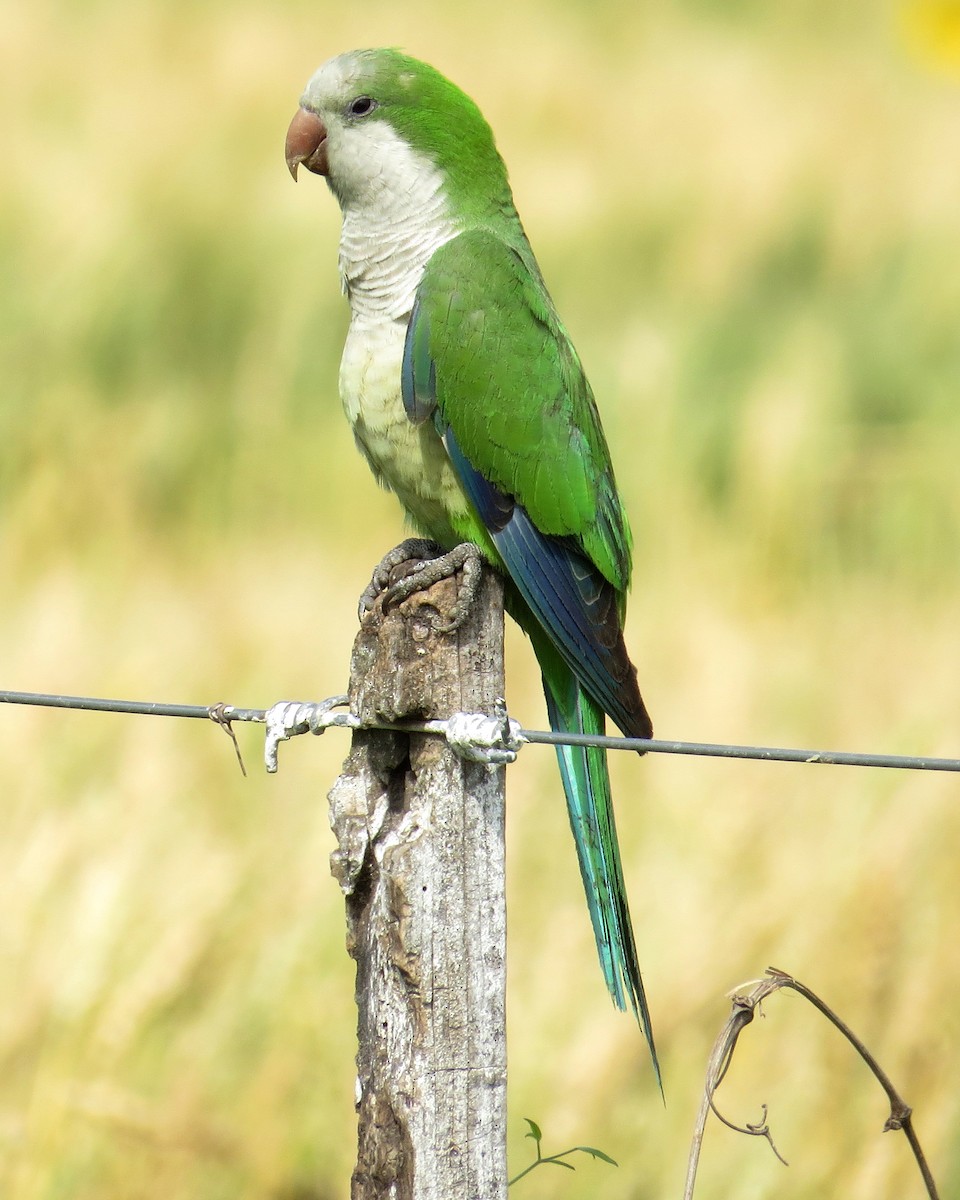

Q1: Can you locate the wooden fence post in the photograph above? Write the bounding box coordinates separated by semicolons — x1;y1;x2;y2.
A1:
327;563;508;1200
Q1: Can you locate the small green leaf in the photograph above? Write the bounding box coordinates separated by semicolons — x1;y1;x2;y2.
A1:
509;1120;618;1188
574;1146;619;1167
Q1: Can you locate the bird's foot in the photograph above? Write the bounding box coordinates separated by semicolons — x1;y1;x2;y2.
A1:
358;539;443;620
359;540;484;633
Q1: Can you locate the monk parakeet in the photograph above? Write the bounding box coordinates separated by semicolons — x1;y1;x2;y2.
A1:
286;49;659;1083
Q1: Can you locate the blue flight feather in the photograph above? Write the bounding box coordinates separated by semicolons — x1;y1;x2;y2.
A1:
443;427;647;739
401;294;437;426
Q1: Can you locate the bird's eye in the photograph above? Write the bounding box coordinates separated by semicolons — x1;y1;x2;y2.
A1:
348;96;377;117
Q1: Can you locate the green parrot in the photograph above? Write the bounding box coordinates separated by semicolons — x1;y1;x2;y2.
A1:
286;48;659;1083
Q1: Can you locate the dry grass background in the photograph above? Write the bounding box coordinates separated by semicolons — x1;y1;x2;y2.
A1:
3;0;960;1196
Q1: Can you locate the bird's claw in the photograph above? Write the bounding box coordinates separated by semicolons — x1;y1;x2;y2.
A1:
358;539;443;620
359;540;484;633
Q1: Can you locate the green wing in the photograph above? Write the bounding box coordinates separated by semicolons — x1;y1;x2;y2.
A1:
403;228;632;594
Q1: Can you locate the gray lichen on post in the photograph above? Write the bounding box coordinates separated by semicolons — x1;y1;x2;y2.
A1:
328;564;507;1200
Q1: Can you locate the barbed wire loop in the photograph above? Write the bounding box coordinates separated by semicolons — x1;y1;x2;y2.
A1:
207;701;247;777
444;699;526;766
263;695;355;773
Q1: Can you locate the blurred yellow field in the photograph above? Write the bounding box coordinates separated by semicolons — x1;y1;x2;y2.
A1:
2;2;960;1196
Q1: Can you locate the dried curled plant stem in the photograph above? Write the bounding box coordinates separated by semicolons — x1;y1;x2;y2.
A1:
706;1097;787;1166
683;966;940;1200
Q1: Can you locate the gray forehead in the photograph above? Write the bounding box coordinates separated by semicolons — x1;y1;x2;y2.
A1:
301;52;368;110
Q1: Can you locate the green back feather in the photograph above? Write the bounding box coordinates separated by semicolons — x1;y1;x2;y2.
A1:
411;228;633;592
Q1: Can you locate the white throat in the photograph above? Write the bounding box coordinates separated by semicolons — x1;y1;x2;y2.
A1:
332;122;460;325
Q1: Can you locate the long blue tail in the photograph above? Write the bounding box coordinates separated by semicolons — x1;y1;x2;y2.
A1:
541;657;662;1091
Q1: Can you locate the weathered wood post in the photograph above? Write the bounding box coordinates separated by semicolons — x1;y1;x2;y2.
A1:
327;563;508;1200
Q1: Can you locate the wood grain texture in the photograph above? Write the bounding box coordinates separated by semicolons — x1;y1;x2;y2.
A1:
328;565;507;1200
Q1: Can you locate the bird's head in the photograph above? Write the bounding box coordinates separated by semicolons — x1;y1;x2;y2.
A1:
285;49;512;217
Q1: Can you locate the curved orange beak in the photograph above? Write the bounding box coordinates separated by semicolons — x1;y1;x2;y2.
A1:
285;108;328;180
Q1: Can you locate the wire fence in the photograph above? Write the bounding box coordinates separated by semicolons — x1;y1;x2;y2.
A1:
3;687;960;774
